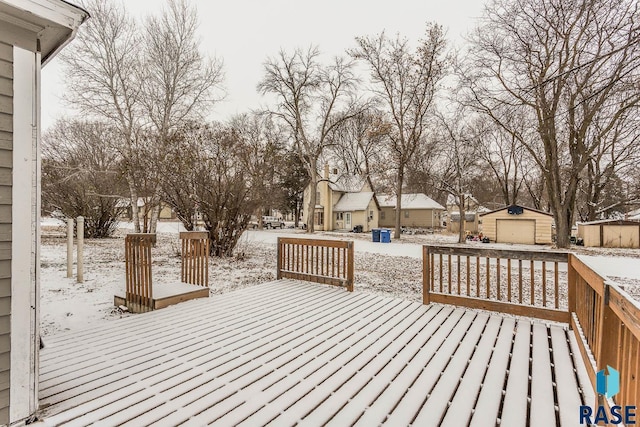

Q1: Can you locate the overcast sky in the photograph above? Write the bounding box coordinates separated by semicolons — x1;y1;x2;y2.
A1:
41;0;486;131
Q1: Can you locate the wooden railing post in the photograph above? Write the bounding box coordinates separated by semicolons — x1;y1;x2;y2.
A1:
423;245;430;305
567;254;576;319
346;241;354;292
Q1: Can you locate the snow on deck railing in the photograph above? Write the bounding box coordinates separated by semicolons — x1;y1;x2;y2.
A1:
569;254;640;412
277;237;354;292
422;245;570;323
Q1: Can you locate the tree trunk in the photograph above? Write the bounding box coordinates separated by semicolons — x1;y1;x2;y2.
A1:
394;165;403;239
307;159;317;233
458;194;466;244
127;176;140;233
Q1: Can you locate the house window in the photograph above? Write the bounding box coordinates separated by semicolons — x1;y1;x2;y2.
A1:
316;191;321;202
315;212;323;225
336;212;344;220
369;210;374;219
404;210;409;218
380;211;385;220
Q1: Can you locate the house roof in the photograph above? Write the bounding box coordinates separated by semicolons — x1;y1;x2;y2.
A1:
378;193;445;210
0;0;89;65
577;219;640;226
479;204;553;217
333;192;375;212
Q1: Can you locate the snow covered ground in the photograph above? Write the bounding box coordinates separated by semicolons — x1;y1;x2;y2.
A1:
39;219;640;337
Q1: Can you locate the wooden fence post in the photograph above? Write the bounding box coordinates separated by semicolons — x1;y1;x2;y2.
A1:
66;218;73;278
77;216;84;283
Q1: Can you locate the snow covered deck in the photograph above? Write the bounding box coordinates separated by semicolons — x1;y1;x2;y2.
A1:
38;279;593;426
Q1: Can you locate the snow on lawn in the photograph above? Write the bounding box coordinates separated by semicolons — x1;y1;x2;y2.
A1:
40;220;640;337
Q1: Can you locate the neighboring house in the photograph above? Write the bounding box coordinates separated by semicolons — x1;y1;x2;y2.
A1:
377;193;445;229
627;208;640;221
0;0;87;424
480;205;554;244
117;198;177;220
302;165;379;232
577;219;640;248
445;193;487;233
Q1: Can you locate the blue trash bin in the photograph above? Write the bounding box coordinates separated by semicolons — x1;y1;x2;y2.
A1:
380;229;391;243
372;228;381;242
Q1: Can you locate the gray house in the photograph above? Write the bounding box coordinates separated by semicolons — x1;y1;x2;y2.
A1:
0;0;87;424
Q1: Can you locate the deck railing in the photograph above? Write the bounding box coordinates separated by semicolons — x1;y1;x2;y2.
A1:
277;237;354;291
569;254;640;410
423;245;570;323
180;231;210;286
125;233;155;313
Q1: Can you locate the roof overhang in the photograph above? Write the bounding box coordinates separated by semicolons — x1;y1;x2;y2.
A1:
0;0;88;65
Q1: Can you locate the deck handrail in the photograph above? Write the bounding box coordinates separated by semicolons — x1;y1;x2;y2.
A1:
125;233;155;313
180;231;210;287
569;254;640;410
277;237;354;291
422;244;570;323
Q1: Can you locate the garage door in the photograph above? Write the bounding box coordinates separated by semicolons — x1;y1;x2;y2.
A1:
602;225;640;248
496;219;535;244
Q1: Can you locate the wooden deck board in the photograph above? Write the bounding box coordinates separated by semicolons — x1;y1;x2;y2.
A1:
39;279;592;427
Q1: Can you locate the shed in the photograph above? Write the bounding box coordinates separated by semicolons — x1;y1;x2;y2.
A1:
377;193;444;228
0;0;87;424
577;219;640;248
480;205;554;245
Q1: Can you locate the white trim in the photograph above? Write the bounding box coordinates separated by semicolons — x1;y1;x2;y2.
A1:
10;45;37;424
0;0;85;29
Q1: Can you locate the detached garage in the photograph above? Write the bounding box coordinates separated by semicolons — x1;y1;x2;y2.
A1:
577;219;640;248
480;205;554;245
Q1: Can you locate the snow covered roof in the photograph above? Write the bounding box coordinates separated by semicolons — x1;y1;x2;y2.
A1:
333;192;375;212
377;193;444;210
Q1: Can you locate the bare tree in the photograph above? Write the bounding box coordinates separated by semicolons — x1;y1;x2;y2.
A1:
431;110;482;243
62;0;224;234
327;108;390;192
141;0;225;233
258;47;358;233
463;0;640;247
61;0;144;230
42;119;128;238
351;24;448;239
230;112;285;226
161;123;259;256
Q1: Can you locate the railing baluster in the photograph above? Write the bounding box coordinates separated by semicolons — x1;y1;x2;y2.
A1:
476;256;480;297
447;255;452;294
485;257;490;298
554;261;559;309
542;261;547;307
457;255;461;295
507;259;512;302
518;260;523;303
466;255;470;297
496;258;501;301
530;260;535;305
